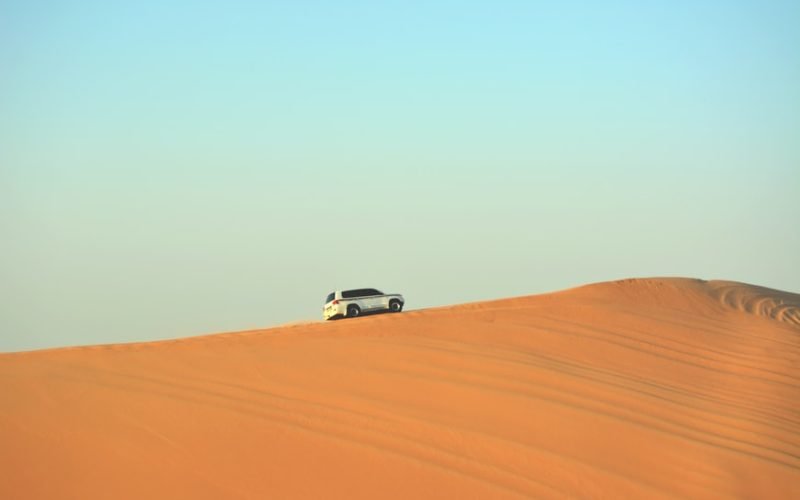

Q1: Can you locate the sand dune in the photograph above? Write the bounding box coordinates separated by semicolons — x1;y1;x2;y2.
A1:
2;278;799;499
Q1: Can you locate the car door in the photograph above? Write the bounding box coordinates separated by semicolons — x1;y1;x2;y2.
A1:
351;289;374;310
366;289;388;311
355;289;377;310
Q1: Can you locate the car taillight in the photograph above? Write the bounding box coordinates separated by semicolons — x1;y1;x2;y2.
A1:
332;300;339;305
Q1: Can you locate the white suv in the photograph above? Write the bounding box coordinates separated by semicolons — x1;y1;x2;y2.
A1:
323;288;405;320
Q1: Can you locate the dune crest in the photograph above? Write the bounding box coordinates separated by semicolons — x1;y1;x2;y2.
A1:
1;278;799;499
562;277;800;327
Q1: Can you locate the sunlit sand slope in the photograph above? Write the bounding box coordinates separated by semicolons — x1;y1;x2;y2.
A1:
2;278;799;499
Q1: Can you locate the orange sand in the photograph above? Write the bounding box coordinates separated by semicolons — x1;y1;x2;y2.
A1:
2;278;799;499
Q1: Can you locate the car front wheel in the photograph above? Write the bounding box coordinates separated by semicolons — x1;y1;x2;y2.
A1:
389;300;403;313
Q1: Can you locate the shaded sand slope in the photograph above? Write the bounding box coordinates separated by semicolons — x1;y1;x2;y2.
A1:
2;278;799;499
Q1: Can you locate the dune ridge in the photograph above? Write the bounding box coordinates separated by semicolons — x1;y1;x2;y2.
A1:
1;277;799;499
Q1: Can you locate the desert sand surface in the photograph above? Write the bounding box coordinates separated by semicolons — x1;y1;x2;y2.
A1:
2;278;799;499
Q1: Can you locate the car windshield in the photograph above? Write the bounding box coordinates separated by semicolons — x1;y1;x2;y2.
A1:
325;292;335;304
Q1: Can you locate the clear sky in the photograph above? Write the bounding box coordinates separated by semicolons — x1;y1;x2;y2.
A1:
2;1;798;352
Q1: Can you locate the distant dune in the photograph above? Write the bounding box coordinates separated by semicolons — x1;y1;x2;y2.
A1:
2;278;799;499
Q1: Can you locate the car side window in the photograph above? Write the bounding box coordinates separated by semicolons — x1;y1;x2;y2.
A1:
341;289;383;299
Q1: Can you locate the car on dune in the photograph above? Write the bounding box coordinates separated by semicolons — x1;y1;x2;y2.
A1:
323;288;405;320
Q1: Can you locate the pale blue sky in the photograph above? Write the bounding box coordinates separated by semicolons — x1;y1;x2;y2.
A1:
2;1;798;351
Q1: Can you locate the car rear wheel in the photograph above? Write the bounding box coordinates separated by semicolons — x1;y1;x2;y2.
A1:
347;305;361;318
389;300;403;313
